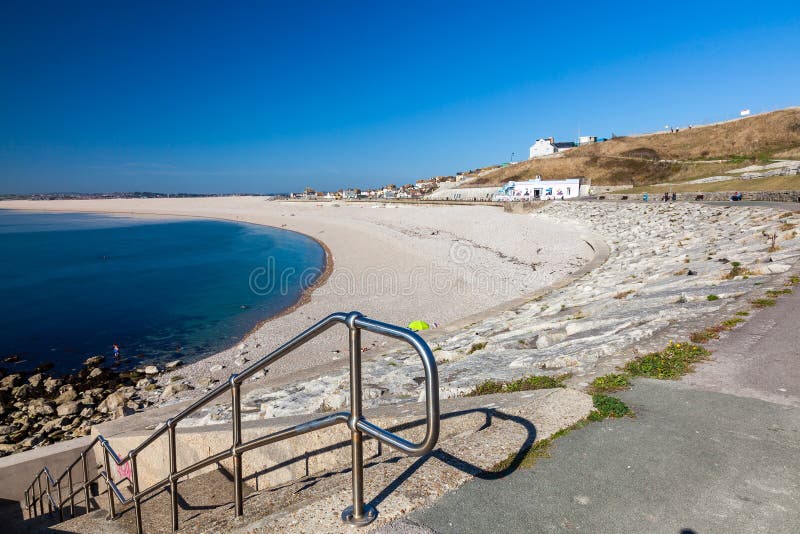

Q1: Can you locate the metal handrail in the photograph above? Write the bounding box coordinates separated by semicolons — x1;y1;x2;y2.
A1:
24;311;440;532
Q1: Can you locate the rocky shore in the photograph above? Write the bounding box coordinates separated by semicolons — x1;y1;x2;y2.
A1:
0;356;193;456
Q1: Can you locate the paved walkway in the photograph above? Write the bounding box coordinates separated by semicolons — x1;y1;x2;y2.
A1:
392;285;800;533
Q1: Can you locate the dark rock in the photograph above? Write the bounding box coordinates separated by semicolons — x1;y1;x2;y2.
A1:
83;355;105;367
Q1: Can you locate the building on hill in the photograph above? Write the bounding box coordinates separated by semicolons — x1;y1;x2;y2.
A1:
529;137;557;158
579;135;597;145
529;137;577;159
492;177;583;201
554;141;576;152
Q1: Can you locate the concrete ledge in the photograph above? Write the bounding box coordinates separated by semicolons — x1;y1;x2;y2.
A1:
94;388;592;496
0;435;98;503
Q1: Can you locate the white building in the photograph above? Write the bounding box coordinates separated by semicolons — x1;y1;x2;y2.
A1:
529;137;557;159
492;178;582;201
579;135;597;145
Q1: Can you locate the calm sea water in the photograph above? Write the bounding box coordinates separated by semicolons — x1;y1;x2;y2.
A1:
0;210;325;374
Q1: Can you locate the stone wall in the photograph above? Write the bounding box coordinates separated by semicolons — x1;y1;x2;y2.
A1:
596;190;800;203
424;187;498;201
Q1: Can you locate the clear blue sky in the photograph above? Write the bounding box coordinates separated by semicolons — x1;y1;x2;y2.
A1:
1;1;799;194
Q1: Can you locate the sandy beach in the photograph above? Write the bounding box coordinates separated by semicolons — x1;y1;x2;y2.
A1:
0;197;594;391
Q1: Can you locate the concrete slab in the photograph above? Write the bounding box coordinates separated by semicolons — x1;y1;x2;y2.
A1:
408;380;800;534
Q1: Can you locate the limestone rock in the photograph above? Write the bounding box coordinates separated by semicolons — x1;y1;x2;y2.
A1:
28;399;55;417
43;377;63;395
55;386;78;405
161;382;193;399
27;373;45;389
209;364;225;373
83;355;104;367
88;367;104;379
0;374;22;389
98;390;127;413
144;365;159;375
136;378;153;389
57;401;81;416
165;360;182;370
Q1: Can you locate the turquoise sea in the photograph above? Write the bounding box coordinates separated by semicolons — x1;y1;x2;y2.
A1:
0;210;325;374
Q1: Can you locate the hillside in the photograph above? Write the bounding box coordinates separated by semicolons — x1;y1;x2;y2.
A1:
467;107;800;187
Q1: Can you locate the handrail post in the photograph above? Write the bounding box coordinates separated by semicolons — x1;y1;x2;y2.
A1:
168;421;179;532
68;468;75;517
37;475;44;516
131;453;143;534
81;452;90;513
341;313;377;526
231;377;244;517
103;447;116;519
57;478;63;521
24;488;30;519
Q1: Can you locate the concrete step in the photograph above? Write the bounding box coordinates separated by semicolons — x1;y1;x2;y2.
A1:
30;388;591;533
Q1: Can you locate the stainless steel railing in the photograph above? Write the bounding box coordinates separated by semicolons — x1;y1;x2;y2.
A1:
24;311;440;532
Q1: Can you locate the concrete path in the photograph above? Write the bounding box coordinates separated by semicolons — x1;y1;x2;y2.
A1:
398;286;800;533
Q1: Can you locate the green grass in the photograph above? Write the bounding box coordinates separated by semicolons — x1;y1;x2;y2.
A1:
751;298;777;308
466;374;569;397
588;394;632;421
588;373;631;394
623;342;710;379
720;317;745;329
490;394;631;472
788;276;800;286
735;311;750;316
706;294;720;301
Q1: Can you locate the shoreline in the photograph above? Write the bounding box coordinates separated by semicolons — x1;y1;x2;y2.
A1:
0;207;334;377
0;197;595;397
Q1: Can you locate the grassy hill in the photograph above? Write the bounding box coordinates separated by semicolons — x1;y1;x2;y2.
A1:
468;107;800;187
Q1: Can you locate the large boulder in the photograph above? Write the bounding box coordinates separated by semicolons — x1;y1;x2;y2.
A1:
161;382;193;399
97;391;126;413
1;374;22;389
12;384;33;400
54;385;78;405
28;399;55;417
57;401;81;417
88;367;104;379
27;373;45;389
83;355;105;367
43;377;63;395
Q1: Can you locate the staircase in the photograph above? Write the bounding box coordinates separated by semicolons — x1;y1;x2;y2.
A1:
20;312;441;533
21;386;592;533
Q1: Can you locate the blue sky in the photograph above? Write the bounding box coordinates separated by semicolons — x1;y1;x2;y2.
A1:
1;1;799;194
